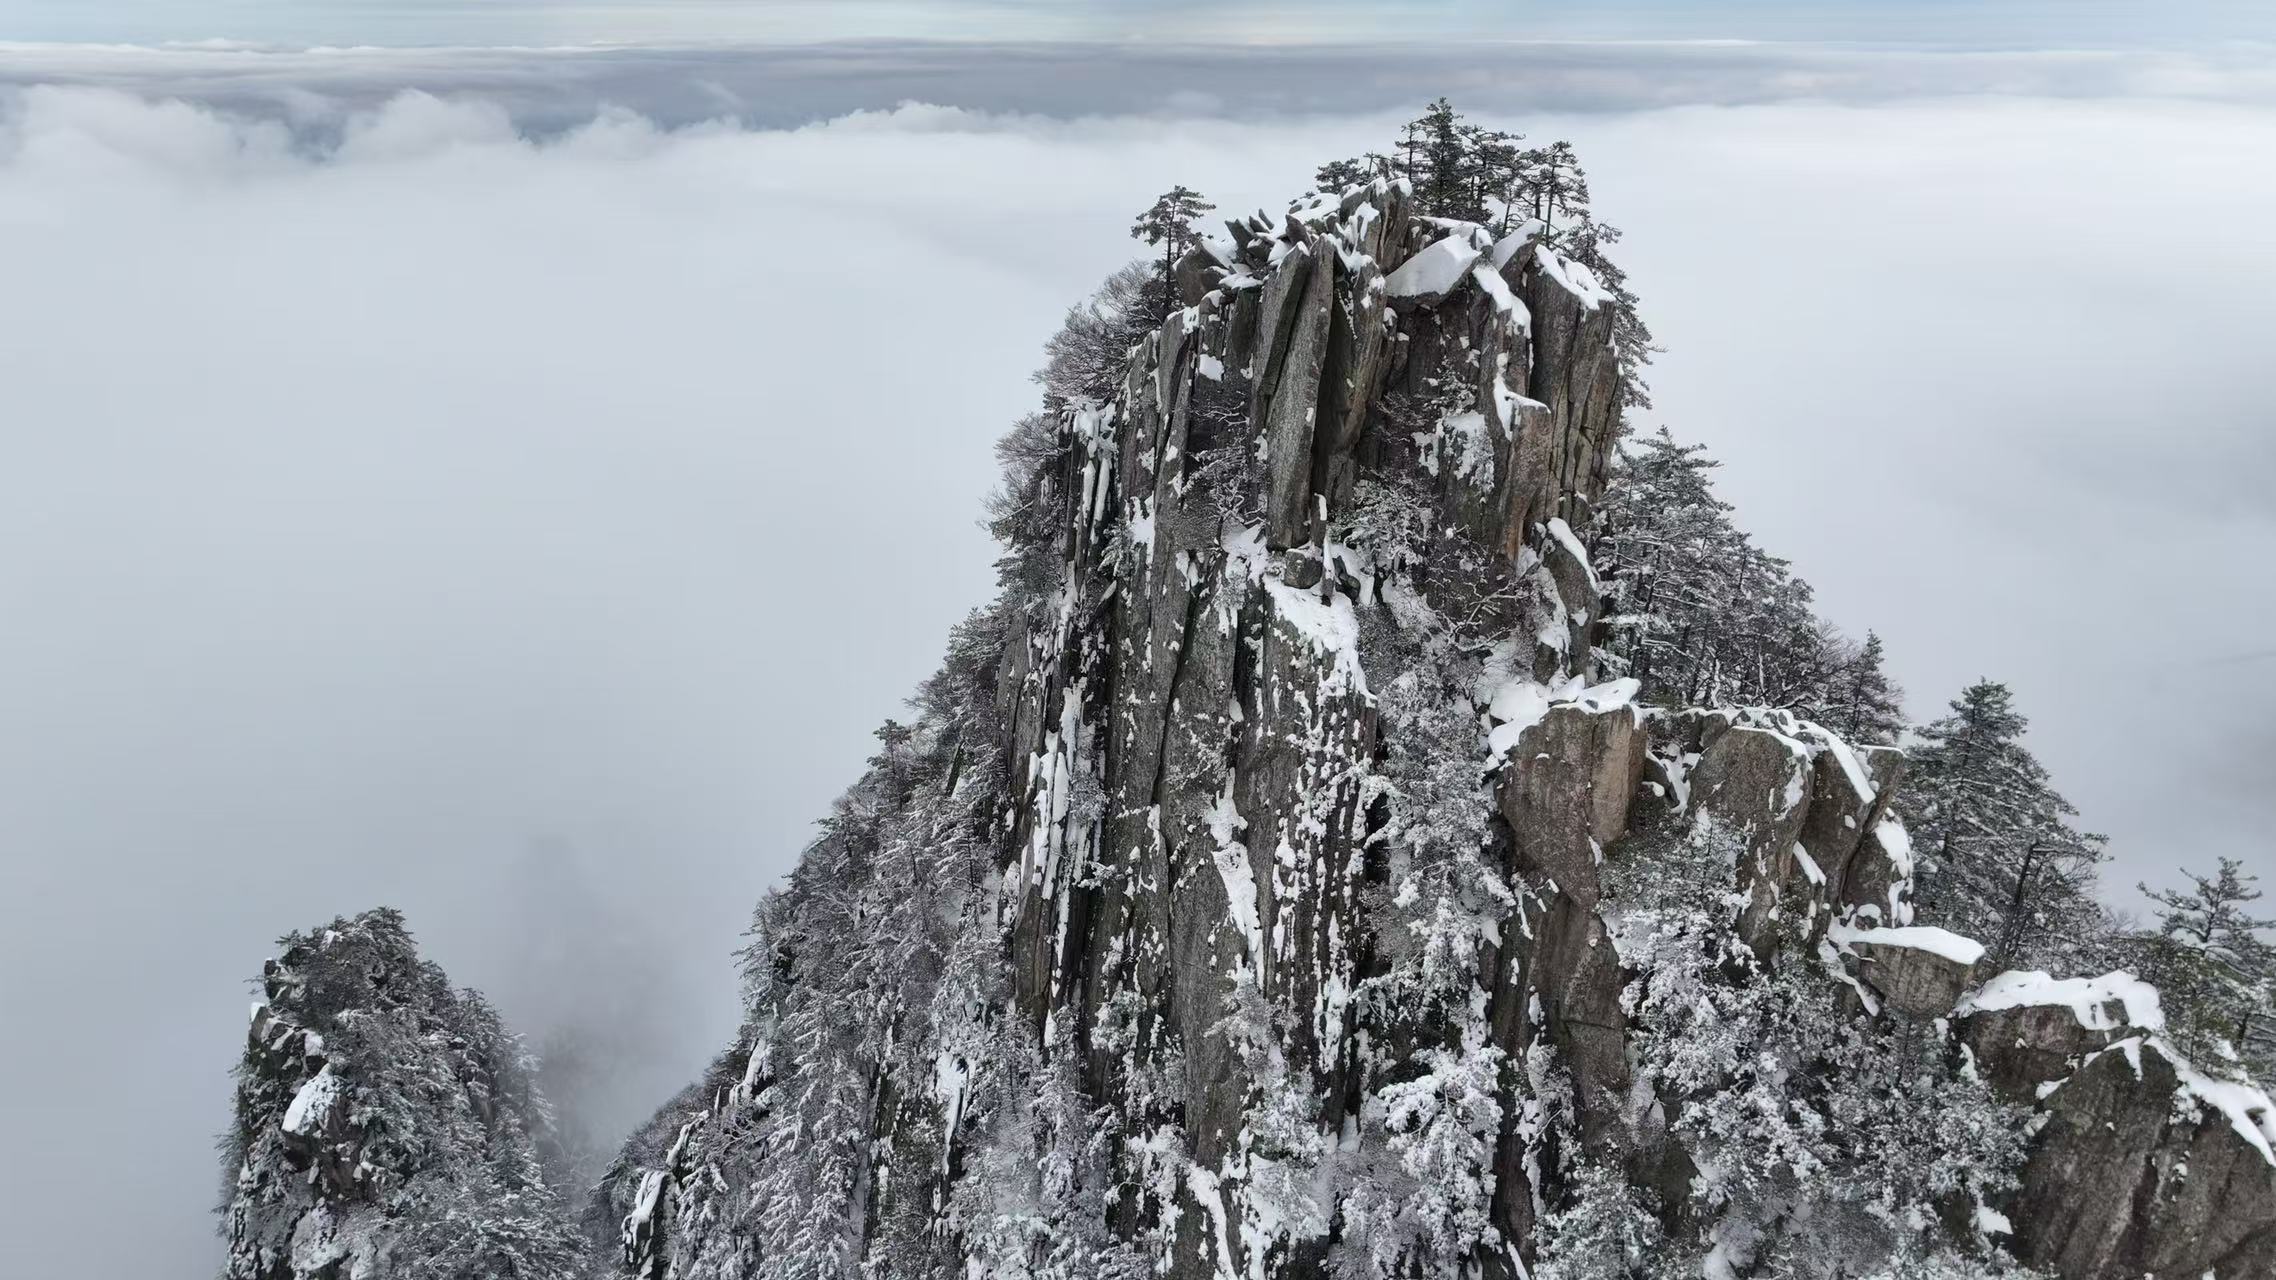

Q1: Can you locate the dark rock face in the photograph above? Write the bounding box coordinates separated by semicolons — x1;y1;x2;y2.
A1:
1846;930;1980;1018
1793;734;1892;936
2013;1040;2276;1280
1687;725;1812;949
1955;972;2161;1099
1500;703;1646;909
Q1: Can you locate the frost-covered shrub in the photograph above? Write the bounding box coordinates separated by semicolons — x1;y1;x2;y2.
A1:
1602;821;2031;1279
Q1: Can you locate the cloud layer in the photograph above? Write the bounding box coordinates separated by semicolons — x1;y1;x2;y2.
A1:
0;74;2271;1276
3;37;2276;138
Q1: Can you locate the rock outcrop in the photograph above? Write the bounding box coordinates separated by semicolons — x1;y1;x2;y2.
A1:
221;910;587;1280
223;173;2276;1280
2013;1038;2276;1278
580;177;2276;1280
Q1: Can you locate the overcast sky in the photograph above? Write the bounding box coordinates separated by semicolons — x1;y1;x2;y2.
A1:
1;24;2273;1280
3;0;2274;45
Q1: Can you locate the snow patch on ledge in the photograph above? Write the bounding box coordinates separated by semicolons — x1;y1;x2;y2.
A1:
1955;970;2165;1033
1481;674;1640;757
1262;574;1369;697
1385;232;1483;300
1833;923;1985;967
1532;242;1614;310
283;1063;342;1138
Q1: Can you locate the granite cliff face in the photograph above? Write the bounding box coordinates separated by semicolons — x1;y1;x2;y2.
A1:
222;179;2276;1279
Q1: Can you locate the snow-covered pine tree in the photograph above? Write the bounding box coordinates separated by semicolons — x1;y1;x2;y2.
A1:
1131;184;1216;305
1900;680;2107;973
1594;428;1885;727
1822;630;1906;745
2137;856;2276;1082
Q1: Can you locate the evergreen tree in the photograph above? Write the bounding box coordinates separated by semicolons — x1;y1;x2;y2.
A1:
1311;153;1386;196
1595;429;1888;727
1821;631;1906;744
1129;184;1215;293
1901;681;2107;971
2140;857;2276;1081
1521;140;1589;236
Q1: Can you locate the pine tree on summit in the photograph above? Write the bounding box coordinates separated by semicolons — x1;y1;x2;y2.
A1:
1822;631;1905;745
1310;99;1658;405
1130;184;1215;301
1901;680;2106;972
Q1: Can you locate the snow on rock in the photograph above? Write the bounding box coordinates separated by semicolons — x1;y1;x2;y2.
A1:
1206;782;1265;976
1545;517;1601;596
1262;574;1369;697
1469;260;1527;321
1956;969;2165;1033
1384;231;1484;307
2160;1041;2276;1167
1833;923;1984;1018
1836;924;1987;968
1490;220;1543;270
1531;242;1615;310
933;1051;971;1172
281;1063;341;1139
1422;409;1495;483
1483;674;1639;758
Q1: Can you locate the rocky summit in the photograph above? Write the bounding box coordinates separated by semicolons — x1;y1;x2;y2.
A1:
222;170;2276;1280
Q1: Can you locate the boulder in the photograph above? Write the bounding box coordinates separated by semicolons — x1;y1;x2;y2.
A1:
1173;245;1222;308
1953;970;2164;1099
1840;925;1983;1018
1499;701;1647;908
1382;231;1484;310
2013;1039;2276;1279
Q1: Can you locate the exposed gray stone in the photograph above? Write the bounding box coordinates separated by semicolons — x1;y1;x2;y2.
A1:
1687;725;1812;948
1840;818;1916;928
1953;972;2162;1101
1173;244;1223;308
1259;245;1336;549
2013;1040;2276;1280
1849;933;1978;1018
1499;703;1648;908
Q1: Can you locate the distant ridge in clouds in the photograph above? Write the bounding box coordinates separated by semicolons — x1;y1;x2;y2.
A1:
2;38;2274;138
